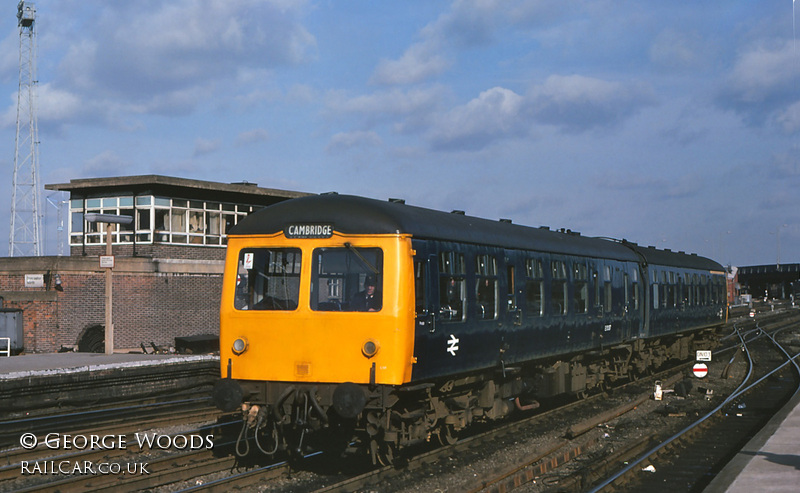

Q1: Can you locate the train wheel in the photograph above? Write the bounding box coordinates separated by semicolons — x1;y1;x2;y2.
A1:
436;423;458;446
378;443;395;466
370;439;396;466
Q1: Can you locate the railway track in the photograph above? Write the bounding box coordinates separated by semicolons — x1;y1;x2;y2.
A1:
586;315;800;492
162;349;734;492
0;399;229;492
4;308;799;492
0;397;216;447
285;309;798;493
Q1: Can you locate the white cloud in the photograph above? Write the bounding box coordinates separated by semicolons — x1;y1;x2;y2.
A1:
236;128;270;146
776;100;800;133
427;87;525;150
325;130;383;154
371;43;450;86
82;150;131;177
193;138;221;156
55;1;316;110
649;29;707;71
528;75;656;132
369;0;503;86
727;42;797;103
325;86;447;131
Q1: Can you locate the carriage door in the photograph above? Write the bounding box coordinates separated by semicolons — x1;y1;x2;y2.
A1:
413;240;437;334
623;272;632;340
639;265;650;338
506;261;522;326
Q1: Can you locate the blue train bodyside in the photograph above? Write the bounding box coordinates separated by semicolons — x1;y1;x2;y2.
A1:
233;194;726;384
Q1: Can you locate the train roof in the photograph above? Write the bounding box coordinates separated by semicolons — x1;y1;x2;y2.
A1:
231;194;723;271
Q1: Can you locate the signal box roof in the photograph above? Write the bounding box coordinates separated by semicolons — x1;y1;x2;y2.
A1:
45;175;311;206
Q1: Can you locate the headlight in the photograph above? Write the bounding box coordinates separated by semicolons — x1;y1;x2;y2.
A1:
362;339;379;358
232;337;248;355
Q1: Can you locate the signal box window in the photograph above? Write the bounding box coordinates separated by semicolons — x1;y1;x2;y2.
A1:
235;248;302;310
311;247;383;312
439;251;466;322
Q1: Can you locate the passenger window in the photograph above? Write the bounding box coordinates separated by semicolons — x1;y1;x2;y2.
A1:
682;274;691;307
235;248;302;310
652;270;659;310
573;262;588;314
311;247;383;312
440;251;466;322
653;283;659;309
594;269;601;309
475;254;498;320
525;258;544;317
507;265;517;311
624;273;629;307
552;260;568;315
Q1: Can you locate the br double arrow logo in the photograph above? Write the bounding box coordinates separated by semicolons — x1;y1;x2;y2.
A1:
447;334;459;356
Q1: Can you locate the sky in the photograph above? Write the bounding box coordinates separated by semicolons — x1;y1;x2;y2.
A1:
0;0;799;267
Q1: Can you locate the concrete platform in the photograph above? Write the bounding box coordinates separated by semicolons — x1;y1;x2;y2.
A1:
705;390;800;492
0;352;221;416
0;351;218;381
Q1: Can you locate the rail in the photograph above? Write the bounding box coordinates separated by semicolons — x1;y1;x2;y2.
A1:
588;322;757;492
589;318;800;492
0;337;10;357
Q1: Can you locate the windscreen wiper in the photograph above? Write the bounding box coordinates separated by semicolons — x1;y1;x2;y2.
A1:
344;242;379;274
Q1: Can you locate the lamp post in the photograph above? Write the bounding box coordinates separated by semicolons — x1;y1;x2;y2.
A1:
770;224;788;269
85;213;133;355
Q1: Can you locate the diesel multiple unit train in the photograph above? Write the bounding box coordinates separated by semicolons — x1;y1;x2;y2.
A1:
212;194;727;464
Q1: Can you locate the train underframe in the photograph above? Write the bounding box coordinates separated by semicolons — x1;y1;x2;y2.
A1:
220;327;720;465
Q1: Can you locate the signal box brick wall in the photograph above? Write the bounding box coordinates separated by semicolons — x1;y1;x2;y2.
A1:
73;243;227;261
0;256;223;353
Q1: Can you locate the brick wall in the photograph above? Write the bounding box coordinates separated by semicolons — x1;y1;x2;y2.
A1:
0;256;223;353
72;244;227;261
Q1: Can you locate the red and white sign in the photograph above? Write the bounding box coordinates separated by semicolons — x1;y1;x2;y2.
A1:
692;363;708;378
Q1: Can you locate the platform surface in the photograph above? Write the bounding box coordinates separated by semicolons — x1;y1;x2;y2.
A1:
0;352;218;380
705;390;800;492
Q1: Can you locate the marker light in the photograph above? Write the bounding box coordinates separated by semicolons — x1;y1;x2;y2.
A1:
362;339;379;358
232;338;248;355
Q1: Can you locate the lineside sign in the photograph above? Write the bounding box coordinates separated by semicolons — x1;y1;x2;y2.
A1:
692;363;708;378
696;350;712;362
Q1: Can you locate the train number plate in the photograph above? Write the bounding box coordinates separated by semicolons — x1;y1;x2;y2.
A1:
696;350;712;362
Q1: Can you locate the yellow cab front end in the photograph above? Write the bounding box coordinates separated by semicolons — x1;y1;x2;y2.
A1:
219;229;416;388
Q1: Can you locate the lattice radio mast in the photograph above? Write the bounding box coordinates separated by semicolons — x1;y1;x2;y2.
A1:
9;1;41;257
